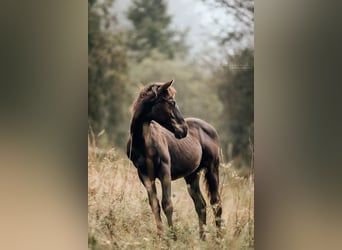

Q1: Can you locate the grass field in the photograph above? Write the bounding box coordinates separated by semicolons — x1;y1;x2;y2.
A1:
88;145;254;250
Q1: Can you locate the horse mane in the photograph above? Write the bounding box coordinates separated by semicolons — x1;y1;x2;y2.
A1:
131;82;177;114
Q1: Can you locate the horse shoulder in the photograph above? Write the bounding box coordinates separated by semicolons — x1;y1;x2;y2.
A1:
150;122;171;161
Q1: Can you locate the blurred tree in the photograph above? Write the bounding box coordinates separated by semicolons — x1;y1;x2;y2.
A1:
88;0;129;147
201;0;254;169
216;48;254;165
126;0;188;61
202;0;254;50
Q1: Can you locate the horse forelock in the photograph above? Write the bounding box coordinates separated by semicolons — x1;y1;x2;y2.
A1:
131;82;176;114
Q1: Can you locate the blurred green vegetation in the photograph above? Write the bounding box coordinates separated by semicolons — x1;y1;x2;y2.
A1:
88;0;254;167
216;48;254;165
88;0;130;147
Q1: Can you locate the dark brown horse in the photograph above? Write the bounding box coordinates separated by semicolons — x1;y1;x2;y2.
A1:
127;80;222;240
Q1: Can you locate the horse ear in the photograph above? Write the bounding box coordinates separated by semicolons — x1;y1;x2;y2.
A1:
158;80;174;94
151;85;158;97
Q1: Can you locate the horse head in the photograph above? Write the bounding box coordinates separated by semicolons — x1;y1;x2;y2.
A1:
133;80;188;139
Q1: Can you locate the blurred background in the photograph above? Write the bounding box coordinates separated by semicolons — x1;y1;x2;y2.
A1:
88;0;254;171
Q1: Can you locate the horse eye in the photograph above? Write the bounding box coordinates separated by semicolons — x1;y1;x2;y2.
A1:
170;101;176;107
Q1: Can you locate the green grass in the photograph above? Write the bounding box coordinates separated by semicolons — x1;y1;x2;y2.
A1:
88;147;254;250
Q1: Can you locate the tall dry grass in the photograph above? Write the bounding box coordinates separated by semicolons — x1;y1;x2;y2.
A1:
88;138;254;250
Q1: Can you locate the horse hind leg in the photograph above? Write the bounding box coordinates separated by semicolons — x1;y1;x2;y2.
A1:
204;156;223;237
185;172;207;240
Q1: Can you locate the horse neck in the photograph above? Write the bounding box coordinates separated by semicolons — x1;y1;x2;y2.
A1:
130;107;151;145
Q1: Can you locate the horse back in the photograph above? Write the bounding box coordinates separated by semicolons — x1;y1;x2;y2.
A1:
185;117;220;159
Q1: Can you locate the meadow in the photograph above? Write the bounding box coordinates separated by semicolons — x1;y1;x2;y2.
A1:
88;143;254;250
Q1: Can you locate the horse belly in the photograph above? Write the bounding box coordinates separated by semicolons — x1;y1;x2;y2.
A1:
170;141;202;180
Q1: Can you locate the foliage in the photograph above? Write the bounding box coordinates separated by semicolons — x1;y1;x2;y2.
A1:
126;0;188;61
88;0;129;147
216;48;254;165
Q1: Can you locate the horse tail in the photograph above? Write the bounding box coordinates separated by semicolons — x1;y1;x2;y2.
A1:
203;156;221;205
203;155;223;227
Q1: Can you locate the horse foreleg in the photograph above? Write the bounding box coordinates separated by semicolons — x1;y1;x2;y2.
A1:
160;173;177;240
185;172;207;240
139;172;163;237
